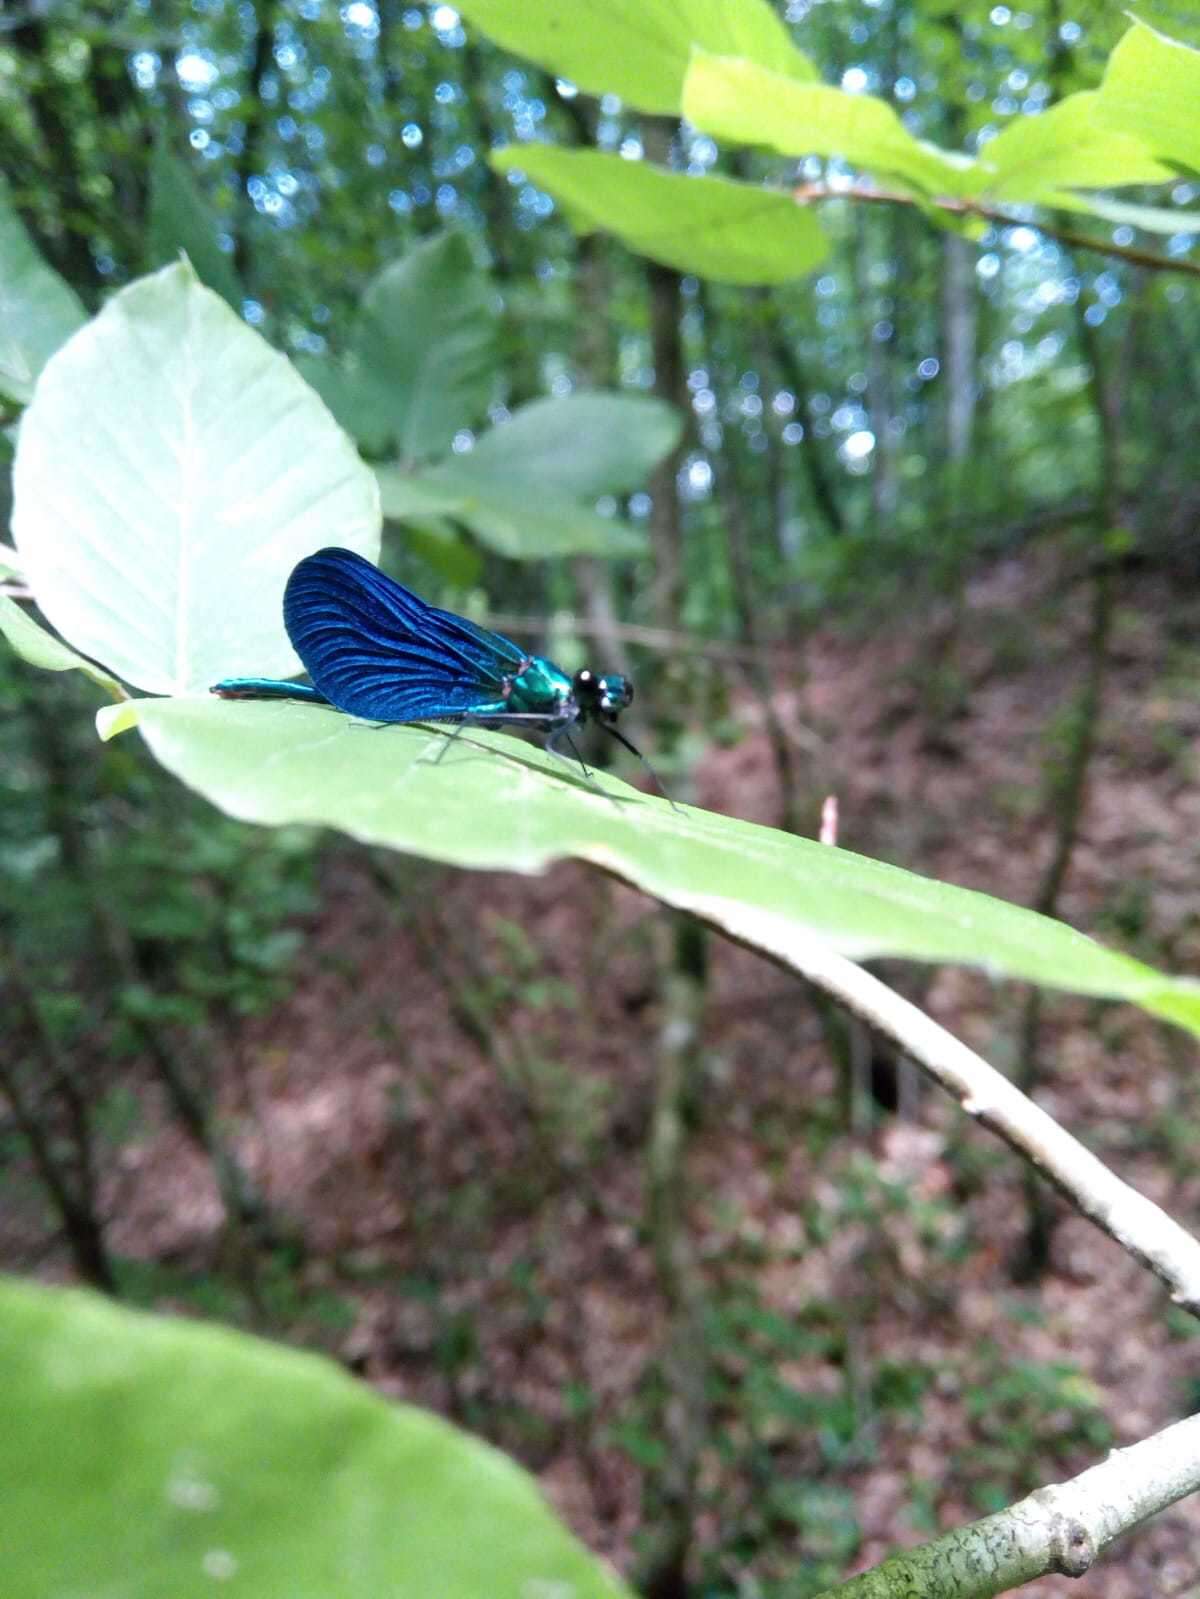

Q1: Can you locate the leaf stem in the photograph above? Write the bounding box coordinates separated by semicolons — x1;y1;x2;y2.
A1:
812;1411;1200;1598
715;929;1200;1316
793;182;1200;279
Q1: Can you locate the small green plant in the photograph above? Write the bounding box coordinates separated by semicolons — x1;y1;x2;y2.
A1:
956;1353;1112;1512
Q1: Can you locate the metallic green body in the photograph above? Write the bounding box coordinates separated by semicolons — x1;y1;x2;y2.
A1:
505;655;575;720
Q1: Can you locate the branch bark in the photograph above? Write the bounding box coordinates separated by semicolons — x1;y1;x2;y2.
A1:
814;1412;1200;1598
793;183;1200;282
672;925;1200;1316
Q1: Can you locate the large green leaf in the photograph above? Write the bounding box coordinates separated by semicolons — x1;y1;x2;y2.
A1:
99;697;1200;1038
147;139;244;312
0;179;87;405
681;53;974;199
459;393;681;500
0;595;123;695
378;393;674;558
11;262;379;695
492;148;827;284
381;462;647;558
374;468;474;521
968;91;1173;203
429;463;648;557
1097;19;1200;177
0;1277;630;1599
458;0;816;115
352;231;499;466
292;353;395;457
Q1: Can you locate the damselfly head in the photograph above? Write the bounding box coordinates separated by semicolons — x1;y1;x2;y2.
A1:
573;668;633;724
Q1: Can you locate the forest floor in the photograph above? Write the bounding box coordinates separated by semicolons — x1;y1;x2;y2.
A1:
30;547;1200;1594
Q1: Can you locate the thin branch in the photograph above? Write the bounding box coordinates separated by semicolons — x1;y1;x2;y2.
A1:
815;1411;1200;1598
483;611;803;667
793;182;1200;281
672;923;1200;1316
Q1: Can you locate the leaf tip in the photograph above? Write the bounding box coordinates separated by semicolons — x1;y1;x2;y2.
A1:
97;701;141;741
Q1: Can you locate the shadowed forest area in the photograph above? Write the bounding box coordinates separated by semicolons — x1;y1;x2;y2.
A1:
4;3;1200;1597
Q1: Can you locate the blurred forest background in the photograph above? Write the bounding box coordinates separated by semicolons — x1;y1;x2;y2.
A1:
3;2;1200;1594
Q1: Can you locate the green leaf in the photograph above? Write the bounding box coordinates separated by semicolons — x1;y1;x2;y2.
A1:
0;594;124;694
1097;19;1200;177
12;262;379;695
423;462;647;558
379;442;650;561
1045;191;1200;234
352;231;499;465
375;467;472;522
968;91;1173;203
0;1276;631;1599
0;179;87;405
1127;1;1200;48
99;697;1200;1039
459;393;681;500
681;53;974;199
378;395;676;558
293;353;395;456
458;0;816;115
401;517;485;587
492;148;827;284
147;139;244;312
0;542;21;578
378;391;675;561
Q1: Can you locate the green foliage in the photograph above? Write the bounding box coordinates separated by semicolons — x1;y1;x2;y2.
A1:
377;454;650;560
620;1281;875;1592
0;1276;631;1599
110;814;315;1021
683;60;1168;207
492;148;828;284
90;695;1200;1037
304;232;675;557
682;55;973;200
967;91;1173;203
1097;18;1200;176
11;261;380;694
116;1251;356;1347
482;9;1196;279
451;392;680;501
958;1354;1112;1511
147;138;244;312
299;231;500;465
457;0;816;115
0;178;86;404
1056;192;1200;235
354;230;499;466
0;594;122;694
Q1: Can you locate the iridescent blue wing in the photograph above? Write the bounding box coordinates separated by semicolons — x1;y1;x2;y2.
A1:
283;548;527;722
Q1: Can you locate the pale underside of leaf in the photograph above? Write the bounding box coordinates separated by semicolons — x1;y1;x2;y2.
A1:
12;262;380;695
98;697;1200;1041
0;594;124;694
